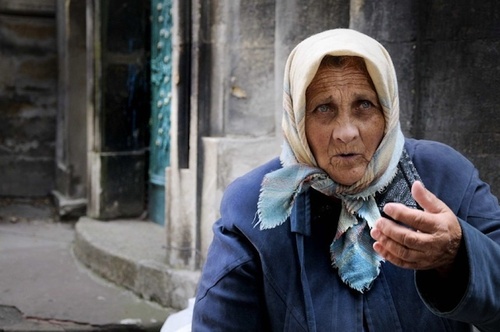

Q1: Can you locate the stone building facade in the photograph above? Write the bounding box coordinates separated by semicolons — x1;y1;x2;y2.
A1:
1;0;499;277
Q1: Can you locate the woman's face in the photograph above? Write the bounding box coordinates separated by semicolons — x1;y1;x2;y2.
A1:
305;61;385;186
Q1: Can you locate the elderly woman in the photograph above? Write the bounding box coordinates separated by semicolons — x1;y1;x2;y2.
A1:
192;29;500;331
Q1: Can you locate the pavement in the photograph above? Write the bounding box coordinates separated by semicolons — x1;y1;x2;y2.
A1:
0;198;199;332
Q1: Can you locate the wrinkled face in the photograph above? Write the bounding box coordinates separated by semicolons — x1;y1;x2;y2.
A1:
305;58;385;186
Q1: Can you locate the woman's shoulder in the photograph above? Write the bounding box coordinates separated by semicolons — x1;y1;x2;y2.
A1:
223;157;282;203
219;158;282;229
404;138;476;207
404;138;474;172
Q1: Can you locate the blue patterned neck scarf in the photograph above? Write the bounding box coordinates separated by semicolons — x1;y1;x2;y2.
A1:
258;133;405;292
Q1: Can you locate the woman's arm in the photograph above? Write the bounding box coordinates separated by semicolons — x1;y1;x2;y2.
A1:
395;139;500;331
192;221;269;331
416;167;500;331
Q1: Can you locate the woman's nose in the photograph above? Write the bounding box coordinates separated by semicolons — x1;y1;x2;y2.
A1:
332;114;358;143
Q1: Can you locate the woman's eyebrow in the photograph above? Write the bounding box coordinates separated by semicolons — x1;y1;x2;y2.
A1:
352;91;378;101
308;95;335;107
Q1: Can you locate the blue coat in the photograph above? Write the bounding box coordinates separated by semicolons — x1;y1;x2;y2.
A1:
193;139;500;331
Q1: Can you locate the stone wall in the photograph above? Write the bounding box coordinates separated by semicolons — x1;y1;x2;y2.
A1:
417;1;500;198
0;0;57;196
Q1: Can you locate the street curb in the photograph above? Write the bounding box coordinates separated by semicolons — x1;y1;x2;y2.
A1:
73;217;200;311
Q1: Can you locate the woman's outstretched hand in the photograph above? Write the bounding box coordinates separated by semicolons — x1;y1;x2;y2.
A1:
370;181;462;277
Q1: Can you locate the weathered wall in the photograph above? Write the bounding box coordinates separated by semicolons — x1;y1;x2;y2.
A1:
417;0;500;198
0;2;57;196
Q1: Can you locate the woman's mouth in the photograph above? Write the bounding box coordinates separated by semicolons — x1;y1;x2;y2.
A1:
331;153;363;166
336;152;360;159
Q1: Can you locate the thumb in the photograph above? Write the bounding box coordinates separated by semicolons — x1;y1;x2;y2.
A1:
411;181;442;214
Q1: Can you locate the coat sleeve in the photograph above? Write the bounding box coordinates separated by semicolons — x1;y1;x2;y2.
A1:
191;161;279;332
411;141;500;331
191;220;269;331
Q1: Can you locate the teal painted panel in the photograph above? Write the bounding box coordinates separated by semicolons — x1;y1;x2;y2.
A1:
149;0;173;225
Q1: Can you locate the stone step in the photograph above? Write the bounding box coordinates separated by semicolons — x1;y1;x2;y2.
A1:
73;217;200;311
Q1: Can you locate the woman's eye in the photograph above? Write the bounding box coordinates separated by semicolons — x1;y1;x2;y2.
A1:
359;100;373;109
316;104;331;113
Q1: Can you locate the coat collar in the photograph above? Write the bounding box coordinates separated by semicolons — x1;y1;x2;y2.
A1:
290;191;312;236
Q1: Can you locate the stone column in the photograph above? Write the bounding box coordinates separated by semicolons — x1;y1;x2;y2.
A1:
165;0;198;269
54;0;88;217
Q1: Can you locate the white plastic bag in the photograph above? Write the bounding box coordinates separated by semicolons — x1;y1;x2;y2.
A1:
161;298;195;332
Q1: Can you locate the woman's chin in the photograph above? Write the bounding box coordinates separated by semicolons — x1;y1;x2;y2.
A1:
326;165;367;186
